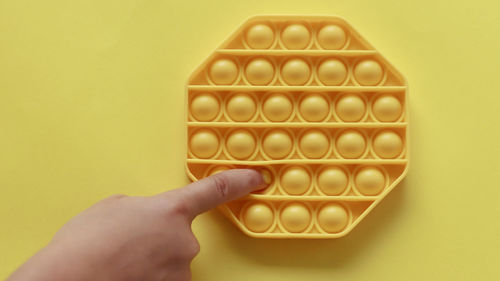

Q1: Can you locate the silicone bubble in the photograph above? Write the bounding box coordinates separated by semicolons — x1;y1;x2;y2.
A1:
281;58;311;85
226;129;256;159
355;167;386;195
299;130;330;158
189;130;220;159
190;93;220;121
372;95;402;122
208;166;230;176
281;24;311;49
243;203;274;232
317;59;347;86
209;59;238;85
262;94;293;121
336;130;366;159
336;94;366;122
354;60;383;86
246;24;275;49
280;166;311;195
299;94;329;122
226;93;256;121
186;15;408;239
262;130;293;159
317;25;347;50
245;58;275;85
317;203;349;233
317;167;348;195
373;130;403;158
280;203;311;232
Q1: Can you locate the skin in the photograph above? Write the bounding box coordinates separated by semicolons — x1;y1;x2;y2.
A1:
6;169;264;281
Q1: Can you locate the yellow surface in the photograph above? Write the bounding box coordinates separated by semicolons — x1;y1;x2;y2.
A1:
0;0;499;279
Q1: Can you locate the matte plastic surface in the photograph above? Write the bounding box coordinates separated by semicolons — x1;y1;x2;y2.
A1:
186;16;408;238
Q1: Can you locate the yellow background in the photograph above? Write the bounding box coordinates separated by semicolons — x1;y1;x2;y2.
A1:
1;0;499;280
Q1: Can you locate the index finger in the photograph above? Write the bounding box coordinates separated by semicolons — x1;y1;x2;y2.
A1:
170;169;265;218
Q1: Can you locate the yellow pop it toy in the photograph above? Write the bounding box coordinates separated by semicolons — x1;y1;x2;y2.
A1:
185;15;408;238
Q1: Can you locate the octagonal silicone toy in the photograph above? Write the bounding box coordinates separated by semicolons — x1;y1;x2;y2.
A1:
185;15;408;238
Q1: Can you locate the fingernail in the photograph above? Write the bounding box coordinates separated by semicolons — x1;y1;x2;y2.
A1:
261;169;272;185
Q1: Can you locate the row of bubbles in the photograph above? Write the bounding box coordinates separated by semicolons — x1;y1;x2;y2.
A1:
189;92;403;123
207;165;389;197
208;57;386;86
241;201;351;234
188;128;405;160
244;23;349;50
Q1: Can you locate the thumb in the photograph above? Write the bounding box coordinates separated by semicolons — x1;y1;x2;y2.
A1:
167;169;265;218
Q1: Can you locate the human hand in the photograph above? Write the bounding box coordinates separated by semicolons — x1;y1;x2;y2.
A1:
7;169;264;281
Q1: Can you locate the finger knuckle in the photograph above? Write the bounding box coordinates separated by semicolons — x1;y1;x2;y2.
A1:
210;174;231;200
170;199;191;217
110;193;127;199
99;193;127;204
184;237;200;259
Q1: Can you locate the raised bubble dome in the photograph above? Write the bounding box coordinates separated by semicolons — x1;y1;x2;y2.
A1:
281;24;311;49
317;59;347;86
189;129;219;158
262;129;293;159
355;167;386;195
243;203;274;232
317;167;348;195
186;15;408;239
245;58;275;85
336;130;366;159
280;203;311;232
281;58;311;85
226;93;256;121
190;93;220;121
262;94;293;121
246;24;275;49
372;95;402;122
317;25;347;49
336;94;366;122
209;59;238;85
317;203;349;233
354;59;384;86
226;129;256;159
299;94;329;122
299;130;330;158
373;130;403;158
280;166;311;195
208;165;230;176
